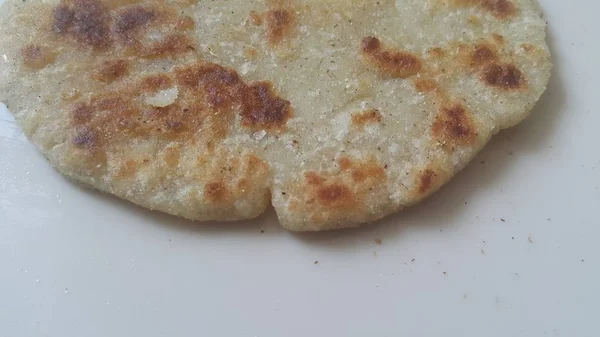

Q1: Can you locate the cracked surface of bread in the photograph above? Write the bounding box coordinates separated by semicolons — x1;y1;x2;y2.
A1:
0;0;551;231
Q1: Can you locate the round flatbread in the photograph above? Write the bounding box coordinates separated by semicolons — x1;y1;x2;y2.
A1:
0;0;551;231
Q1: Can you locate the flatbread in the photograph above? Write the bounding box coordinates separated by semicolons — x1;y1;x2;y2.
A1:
0;0;551;231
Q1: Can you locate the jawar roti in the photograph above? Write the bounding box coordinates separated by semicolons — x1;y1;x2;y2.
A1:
0;0;551;231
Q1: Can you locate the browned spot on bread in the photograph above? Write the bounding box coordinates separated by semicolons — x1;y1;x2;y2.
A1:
360;36;421;79
69;95;158;152
265;8;294;44
361;36;381;53
178;64;239;117
467;15;481;26
337;157;386;183
177;16;195;30
450;0;517;20
521;43;536;53
236;178;249;192
53;0;111;48
141;34;193;58
316;183;354;208
414;79;440;94
305;172;325;185
113;5;193;58
94;96;129;112
197;64;243;109
21;44;57;70
413;78;451;102
191;152;270;206
52;1;194;58
72;126;96;149
204;181;227;202
428;47;446;59
246;155;266;172
237;155;270;196
409;165;449;198
166;120;183;131
450;41;527;90
175;65;202;88
92;59;129;82
350;162;385;183
244;47;258;59
492;33;505;45
114;6;156;34
72;103;94;123
338;157;353;171
418;169;437;194
287;157;388;226
351;108;382;129
69;61;291;158
249;11;263;26
183;63;240;89
141;74;173;92
481;0;516;19
163;146;181;168
432;104;477;146
470;43;499;68
481;63;526;90
175;63;291;130
240;82;292;131
116;160;138;178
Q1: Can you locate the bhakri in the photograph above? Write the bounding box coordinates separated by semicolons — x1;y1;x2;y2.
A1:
0;0;551;231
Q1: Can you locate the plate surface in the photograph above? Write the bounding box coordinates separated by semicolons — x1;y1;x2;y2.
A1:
1;1;599;336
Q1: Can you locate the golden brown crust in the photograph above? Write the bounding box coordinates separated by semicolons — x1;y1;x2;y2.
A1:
450;0;517;20
204;181;227;203
421;39;528;94
432;104;478;147
470;43;500;68
417;169;438;195
52;0;194;58
68;60;292;159
411;165;450;198
21;44;57;69
360;36;422;79
265;8;295;45
240;82;292;131
492;33;505;45
196;153;271;205
113;5;156;35
351;108;383;129
53;0;112;48
414;79;441;95
481;63;526;90
249;11;263;26
315;183;355;209
92;59;129;82
286;157;388;227
462;42;527;90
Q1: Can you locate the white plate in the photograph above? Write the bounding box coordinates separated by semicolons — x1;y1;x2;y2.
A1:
1;1;599;336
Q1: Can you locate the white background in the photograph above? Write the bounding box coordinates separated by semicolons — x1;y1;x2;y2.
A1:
1;0;599;336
